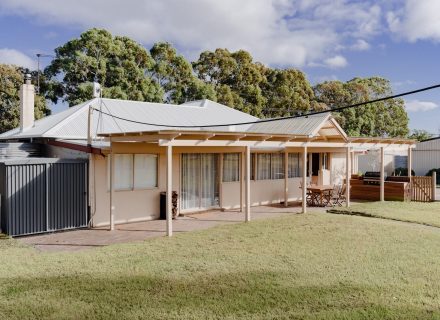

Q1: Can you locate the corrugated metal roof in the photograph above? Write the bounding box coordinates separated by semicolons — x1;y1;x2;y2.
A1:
246;113;330;136
0;98;338;141
0;98;258;140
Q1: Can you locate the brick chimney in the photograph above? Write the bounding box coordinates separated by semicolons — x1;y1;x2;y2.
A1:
20;73;35;132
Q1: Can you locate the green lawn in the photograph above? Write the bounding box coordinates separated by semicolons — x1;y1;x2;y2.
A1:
1;211;440;319
328;201;440;228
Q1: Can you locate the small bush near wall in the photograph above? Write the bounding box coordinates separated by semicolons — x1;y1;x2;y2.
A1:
426;168;440;185
392;167;415;176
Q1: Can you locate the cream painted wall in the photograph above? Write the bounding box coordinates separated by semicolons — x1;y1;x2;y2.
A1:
91;145;344;227
220;178;302;209
92;149;180;227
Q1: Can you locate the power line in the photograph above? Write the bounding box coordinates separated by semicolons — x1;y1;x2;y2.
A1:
93;83;440;129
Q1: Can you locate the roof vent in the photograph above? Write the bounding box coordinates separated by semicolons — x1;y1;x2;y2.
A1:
180;99;208;107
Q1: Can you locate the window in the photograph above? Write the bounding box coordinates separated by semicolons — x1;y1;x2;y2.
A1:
114;154;133;190
288;153;301;178
108;154;158;191
256;153;271;180
253;153;284;180
134;154;158;188
223;153;240;182
271;153;284;180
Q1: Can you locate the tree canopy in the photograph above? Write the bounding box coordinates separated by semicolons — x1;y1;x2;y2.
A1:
0;28;412;138
44;28;164;106
192;48;317;118
313;77;409;137
408;129;434;141
0;64;49;133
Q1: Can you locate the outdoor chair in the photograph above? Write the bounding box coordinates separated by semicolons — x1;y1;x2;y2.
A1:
299;180;317;206
331;184;346;206
323;184;338;207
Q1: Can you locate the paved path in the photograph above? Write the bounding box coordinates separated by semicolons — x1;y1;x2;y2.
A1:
18;203;314;252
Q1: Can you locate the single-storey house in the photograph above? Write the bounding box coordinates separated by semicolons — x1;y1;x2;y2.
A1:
0;79;416;236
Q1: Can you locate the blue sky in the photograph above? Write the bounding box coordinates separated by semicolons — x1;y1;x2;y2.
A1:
0;0;439;134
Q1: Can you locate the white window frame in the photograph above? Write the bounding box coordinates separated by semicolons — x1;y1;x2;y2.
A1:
253;153;285;181
108;153;159;191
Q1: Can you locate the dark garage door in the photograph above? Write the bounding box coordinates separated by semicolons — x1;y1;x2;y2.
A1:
0;159;88;236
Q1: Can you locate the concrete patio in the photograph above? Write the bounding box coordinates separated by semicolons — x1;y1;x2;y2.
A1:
18;203;317;252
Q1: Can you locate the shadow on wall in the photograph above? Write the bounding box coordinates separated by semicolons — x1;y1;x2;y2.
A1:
358;151;398;176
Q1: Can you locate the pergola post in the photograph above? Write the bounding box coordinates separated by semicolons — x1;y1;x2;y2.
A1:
346;147;351;207
380;147;385;202
166;145;173;237
109;150;115;231
219;153;224;210
302;146;307;213
284;150;289;207
240;151;244;212
245;146;251;222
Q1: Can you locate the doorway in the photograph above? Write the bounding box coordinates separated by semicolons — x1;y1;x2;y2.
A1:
181;153;220;211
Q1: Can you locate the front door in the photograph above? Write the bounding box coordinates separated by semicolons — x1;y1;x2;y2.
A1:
181;153;220;211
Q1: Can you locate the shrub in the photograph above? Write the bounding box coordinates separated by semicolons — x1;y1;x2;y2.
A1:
392;167;415;176
426;168;440;185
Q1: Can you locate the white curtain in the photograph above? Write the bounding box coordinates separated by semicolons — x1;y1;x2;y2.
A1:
256;153;271;180
181;154;200;210
181;153;219;209
223;153;239;182
114;154;133;190
200;154;219;208
134;154;157;188
271;154;284;180
288;153;300;178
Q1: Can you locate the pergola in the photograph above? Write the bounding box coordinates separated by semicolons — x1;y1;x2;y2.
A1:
100;128;416;237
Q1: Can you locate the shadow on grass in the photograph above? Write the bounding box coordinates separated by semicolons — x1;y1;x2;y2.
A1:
326;208;440;229
0;271;437;320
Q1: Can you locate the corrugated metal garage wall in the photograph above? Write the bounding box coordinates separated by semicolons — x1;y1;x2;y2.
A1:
413;138;440;176
0;159;88;236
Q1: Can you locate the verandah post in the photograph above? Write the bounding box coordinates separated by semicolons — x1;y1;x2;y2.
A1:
346;146;351;207
166;144;173;237
380;147;385;202
302;146;307;213
245;145;251;222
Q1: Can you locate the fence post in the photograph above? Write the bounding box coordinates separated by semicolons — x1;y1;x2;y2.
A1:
433;171;437;202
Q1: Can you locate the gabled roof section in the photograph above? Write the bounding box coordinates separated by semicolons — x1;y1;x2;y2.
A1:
247;113;328;136
246;113;347;141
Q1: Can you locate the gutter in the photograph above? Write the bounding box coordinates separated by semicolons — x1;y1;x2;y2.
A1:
47;140;104;156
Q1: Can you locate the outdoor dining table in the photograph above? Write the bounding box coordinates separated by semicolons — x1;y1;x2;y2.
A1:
307;185;334;207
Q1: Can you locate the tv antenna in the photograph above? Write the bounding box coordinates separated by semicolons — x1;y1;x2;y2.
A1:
36;53;54;94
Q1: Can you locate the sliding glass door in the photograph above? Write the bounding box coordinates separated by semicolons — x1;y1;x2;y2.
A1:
181;153;219;210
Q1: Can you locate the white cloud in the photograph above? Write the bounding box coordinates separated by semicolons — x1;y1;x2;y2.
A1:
387;0;440;42
0;48;36;68
323;55;348;68
0;0;384;68
405;100;439;112
351;39;370;51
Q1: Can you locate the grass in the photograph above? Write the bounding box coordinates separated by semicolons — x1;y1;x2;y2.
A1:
328;201;440;228
1;211;440;319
